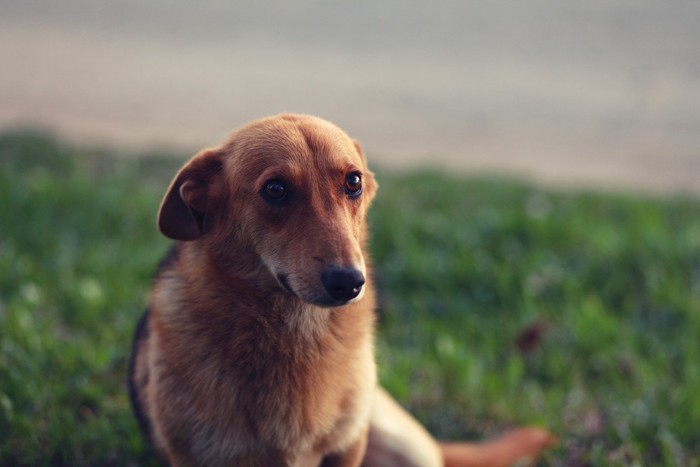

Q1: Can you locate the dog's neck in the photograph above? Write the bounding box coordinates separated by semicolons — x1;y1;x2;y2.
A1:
280;300;335;339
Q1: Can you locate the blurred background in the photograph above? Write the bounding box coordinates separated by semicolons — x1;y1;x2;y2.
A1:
1;0;699;193
2;2;700;465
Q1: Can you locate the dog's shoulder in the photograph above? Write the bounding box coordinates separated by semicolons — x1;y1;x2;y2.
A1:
127;308;153;443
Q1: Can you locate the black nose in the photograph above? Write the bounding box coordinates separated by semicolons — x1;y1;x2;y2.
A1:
321;267;365;303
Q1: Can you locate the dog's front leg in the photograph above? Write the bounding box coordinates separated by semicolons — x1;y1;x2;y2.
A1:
320;425;369;467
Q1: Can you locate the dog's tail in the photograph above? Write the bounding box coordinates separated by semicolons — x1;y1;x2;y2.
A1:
364;388;556;467
439;427;557;467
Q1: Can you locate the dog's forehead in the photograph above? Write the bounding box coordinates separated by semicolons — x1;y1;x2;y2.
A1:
224;116;362;176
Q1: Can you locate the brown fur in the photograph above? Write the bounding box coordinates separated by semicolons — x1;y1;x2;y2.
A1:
129;114;555;466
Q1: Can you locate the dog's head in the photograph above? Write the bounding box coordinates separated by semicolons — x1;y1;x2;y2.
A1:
157;114;378;307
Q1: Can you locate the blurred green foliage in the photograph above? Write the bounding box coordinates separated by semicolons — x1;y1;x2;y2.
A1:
1;131;698;465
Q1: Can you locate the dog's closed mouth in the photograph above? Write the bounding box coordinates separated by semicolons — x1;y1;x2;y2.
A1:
277;273;297;297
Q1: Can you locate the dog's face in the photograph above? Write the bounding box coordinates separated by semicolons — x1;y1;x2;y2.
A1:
157;114;377;307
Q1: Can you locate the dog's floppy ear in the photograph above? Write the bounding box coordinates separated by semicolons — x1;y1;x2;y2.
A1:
158;148;223;241
353;139;378;202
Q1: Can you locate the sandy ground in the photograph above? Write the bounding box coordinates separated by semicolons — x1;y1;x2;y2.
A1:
1;1;699;195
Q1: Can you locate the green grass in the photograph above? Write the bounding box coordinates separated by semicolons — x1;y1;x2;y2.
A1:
1;130;699;466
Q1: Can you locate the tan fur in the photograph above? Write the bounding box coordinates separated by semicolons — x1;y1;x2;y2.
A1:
129;114;555;466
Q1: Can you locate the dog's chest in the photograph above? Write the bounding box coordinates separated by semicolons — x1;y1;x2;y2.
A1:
182;311;376;460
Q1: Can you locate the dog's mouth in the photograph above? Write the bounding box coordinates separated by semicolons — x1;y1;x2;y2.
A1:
276;268;365;308
276;273;298;298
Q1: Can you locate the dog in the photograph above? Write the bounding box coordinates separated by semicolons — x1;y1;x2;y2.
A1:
128;114;555;466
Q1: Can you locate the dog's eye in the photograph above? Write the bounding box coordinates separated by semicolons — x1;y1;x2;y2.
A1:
345;173;362;197
262;179;288;202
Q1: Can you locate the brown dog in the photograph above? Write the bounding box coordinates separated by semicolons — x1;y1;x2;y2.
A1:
128;114;555;466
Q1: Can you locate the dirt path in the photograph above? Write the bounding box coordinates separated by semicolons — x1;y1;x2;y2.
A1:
1;2;698;195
